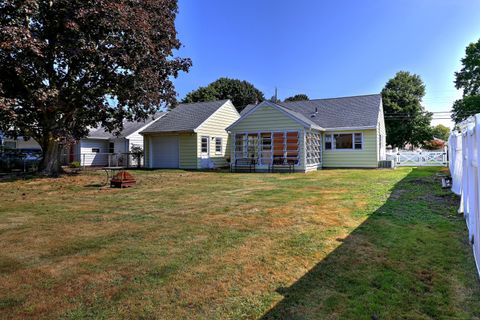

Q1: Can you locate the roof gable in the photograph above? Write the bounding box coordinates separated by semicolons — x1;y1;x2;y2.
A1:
240;94;382;130
88;112;166;139
141;100;229;134
227;101;323;131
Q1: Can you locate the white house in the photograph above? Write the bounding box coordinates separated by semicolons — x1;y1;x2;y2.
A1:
72;113;166;166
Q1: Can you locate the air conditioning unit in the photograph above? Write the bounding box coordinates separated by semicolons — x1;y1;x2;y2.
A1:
378;160;395;168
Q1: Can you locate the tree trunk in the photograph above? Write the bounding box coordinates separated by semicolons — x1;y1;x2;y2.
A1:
39;139;63;177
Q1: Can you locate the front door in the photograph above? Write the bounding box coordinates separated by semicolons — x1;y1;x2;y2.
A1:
200;136;210;168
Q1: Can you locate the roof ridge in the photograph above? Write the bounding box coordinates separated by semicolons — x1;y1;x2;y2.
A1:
281;93;381;104
176;99;229;107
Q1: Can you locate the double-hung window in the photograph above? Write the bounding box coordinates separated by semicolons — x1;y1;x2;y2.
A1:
325;133;363;150
201;136;209;154
215;137;222;154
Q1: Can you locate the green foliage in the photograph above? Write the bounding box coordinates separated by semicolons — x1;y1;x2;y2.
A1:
455;39;480;96
130;145;143;168
452;39;480;124
0;0;191;175
182;77;264;112
284;94;309;102
381;71;433;148
69;161;81;169
452;95;480;123
431;124;450;141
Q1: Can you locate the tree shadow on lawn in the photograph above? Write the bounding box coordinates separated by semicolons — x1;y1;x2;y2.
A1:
261;168;480;320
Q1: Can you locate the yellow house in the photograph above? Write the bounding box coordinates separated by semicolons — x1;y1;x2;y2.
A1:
227;94;386;172
141;100;240;169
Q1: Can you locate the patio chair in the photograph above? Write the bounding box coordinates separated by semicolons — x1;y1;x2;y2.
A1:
231;158;257;173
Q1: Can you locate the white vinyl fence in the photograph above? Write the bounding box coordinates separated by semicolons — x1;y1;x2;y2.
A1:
386;148;448;166
449;115;480;275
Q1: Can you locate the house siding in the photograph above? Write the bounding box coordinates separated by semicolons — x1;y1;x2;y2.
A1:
144;135;151;166
79;138;109;166
179;134;198;169
195;101;240;168
127;131;144;150
229;105;307;171
322;129;378;168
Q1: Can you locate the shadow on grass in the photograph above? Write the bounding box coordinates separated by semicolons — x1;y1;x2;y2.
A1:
0;172;44;183
261;168;480;319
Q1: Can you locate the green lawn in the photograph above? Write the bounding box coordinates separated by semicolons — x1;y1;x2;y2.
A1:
0;167;479;319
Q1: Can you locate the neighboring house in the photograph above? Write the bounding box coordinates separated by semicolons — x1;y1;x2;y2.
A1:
3;137;41;151
1;133;42;151
227;94;386;172
72;113;166;166
141;100;240;169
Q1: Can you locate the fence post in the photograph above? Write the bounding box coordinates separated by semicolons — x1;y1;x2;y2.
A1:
82;154;86;170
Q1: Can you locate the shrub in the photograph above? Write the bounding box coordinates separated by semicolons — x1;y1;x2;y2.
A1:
69;161;81;168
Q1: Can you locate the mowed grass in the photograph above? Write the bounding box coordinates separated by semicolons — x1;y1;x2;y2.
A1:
0;167;479;319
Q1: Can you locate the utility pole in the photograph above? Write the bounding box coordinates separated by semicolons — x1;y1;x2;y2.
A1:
274;86;278;102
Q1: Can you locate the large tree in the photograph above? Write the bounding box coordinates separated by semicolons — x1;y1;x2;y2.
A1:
452;38;480;123
431;124;450;141
0;0;191;175
381;71;433;148
284;94;309;102
182;77;264;112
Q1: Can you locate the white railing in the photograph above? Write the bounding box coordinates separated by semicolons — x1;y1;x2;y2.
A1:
386;148;448;167
79;153;143;169
449;114;480;276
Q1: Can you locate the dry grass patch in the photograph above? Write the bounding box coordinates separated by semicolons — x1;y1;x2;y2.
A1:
0;168;479;319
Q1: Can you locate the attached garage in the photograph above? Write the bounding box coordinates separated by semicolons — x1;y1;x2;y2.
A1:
141;100;240;170
150;135;179;168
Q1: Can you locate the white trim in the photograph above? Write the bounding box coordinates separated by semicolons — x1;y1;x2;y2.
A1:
227;101;324;131
194;100;240;132
201;135;210;155
324;132;364;151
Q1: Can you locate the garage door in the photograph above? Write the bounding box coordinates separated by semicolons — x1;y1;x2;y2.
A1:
151;136;179;168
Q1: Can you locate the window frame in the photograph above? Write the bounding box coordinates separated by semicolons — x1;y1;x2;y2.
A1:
201;136;209;154
324;132;364;151
232;130;300;165
215;137;222;154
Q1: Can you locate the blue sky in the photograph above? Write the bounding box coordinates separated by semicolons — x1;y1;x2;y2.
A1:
173;0;480;127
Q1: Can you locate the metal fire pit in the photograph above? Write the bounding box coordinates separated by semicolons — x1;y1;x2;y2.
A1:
110;171;136;188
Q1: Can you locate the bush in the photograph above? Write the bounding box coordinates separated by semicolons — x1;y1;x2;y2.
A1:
69;161;81;168
130;145;143;168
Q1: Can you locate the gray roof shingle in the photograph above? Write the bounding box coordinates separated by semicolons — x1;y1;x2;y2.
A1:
88;112;166;139
241;94;382;130
141;100;229;133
